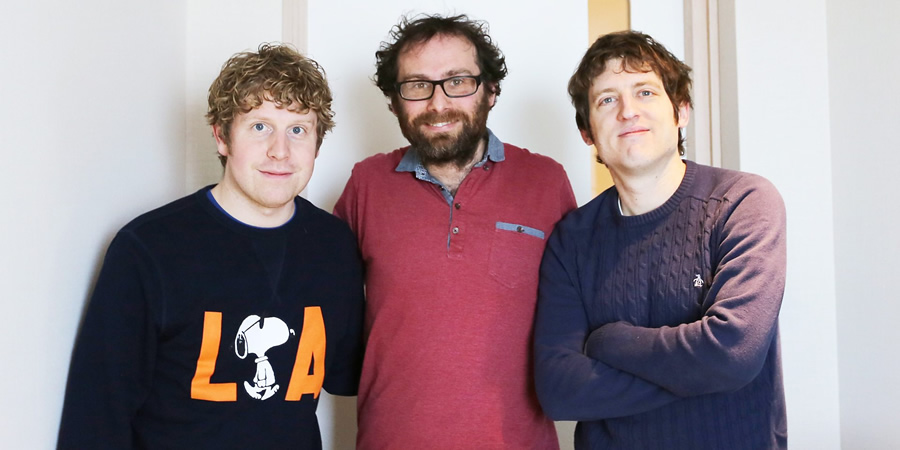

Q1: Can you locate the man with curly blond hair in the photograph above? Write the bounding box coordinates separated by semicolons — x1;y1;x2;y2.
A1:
59;44;364;449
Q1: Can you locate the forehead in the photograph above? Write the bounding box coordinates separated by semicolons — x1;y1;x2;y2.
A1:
590;58;664;92
397;34;479;79
237;98;316;122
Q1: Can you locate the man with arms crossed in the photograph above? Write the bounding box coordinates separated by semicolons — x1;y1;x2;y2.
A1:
534;31;787;449
335;14;575;449
58;44;364;448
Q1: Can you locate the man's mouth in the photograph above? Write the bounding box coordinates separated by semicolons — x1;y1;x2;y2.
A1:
260;170;292;177
414;110;466;131
619;127;649;137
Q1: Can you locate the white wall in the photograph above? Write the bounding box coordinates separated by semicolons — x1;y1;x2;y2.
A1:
185;0;283;191
827;0;900;447
728;0;842;447
0;1;186;447
630;0;684;60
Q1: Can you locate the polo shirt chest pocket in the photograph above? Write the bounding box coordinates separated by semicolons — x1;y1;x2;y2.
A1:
488;221;546;289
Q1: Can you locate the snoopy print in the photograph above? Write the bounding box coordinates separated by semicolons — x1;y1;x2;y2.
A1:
234;315;295;401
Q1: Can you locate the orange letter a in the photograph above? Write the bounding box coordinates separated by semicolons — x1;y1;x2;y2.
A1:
285;307;326;400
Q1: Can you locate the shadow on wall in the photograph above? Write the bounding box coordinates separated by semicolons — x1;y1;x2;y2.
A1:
503;94;578;160
185;94;225;191
320;392;358;449
317;70;408;212
64;228;120;360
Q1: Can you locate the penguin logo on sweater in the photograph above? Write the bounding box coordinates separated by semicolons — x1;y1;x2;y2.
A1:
234;315;295;401
693;274;704;288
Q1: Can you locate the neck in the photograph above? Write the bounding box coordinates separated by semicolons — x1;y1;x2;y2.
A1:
210;183;295;228
613;157;686;216
424;137;487;196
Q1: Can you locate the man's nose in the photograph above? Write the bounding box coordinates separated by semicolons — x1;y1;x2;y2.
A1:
267;133;290;159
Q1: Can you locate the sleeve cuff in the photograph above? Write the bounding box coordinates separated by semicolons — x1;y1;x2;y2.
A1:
584;325;608;359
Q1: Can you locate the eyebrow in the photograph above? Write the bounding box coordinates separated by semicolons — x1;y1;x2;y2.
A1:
591;79;664;100
399;68;476;81
241;112;316;126
632;80;663;90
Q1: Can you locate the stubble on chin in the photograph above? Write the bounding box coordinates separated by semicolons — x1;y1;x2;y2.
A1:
397;99;490;169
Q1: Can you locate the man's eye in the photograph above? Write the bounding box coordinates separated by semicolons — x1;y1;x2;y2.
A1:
639;90;653;97
254;123;266;132
448;77;465;86
412;82;429;90
290;126;305;135
600;97;614;104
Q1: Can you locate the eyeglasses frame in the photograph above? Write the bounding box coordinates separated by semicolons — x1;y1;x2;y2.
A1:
394;75;483;101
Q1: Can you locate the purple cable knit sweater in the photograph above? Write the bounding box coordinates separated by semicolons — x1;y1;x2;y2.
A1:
535;159;787;449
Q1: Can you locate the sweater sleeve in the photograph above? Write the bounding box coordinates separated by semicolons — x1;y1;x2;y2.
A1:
585;177;787;397
534;222;680;421
321;227;366;397
327;166;366;397
333;166;359;233
557;166;578;217
58;231;159;449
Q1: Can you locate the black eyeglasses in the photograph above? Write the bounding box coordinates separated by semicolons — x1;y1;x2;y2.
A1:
395;75;482;101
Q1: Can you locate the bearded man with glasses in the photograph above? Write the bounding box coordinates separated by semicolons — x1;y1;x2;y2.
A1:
334;13;576;449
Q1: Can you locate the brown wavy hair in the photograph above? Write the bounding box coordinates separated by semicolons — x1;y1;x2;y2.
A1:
373;14;507;100
568;31;692;155
207;43;335;166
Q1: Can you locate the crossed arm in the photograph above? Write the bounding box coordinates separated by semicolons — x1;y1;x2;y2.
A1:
534;180;786;420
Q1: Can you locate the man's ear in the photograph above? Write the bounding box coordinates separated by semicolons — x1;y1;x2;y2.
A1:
676;102;691;128
486;83;497;109
213;125;229;158
580;128;595;146
388;97;398;116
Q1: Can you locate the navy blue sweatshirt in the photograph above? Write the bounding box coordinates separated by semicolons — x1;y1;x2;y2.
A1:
535;160;787;449
59;186;364;449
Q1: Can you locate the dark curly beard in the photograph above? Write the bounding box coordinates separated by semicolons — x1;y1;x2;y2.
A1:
397;94;491;169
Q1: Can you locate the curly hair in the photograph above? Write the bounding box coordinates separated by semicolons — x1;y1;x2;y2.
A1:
206;43;335;166
374;14;507;100
568;31;693;155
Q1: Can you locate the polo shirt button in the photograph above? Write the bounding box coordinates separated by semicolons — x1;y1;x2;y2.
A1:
483;165;490;171
516;226;525;233
452;226;459;234
454;202;461;209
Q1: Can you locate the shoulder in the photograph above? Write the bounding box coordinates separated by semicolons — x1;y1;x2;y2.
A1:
348;147;409;176
501;143;567;176
296;197;354;234
336;148;412;214
295;196;358;246
688;164;786;234
543;190;614;269
97;190;210;267
340;148;412;197
554;188;614;236
120;189;208;237
693;163;783;207
293;198;362;276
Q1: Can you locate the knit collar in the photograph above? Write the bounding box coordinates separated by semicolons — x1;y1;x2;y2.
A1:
394;128;506;175
613;159;697;227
